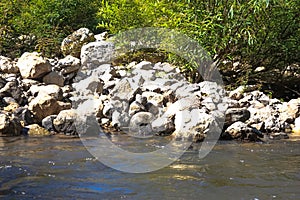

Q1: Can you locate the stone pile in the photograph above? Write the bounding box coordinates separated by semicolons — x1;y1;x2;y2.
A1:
0;28;299;142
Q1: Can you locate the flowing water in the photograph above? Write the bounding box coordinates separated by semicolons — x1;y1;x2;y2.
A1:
0;135;299;200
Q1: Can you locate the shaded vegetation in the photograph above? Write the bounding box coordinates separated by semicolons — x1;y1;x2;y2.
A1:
0;0;102;57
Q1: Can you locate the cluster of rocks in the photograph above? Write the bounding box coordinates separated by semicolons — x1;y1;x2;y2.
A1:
1;28;299;142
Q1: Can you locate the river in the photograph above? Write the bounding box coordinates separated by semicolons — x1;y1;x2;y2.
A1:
0;135;299;200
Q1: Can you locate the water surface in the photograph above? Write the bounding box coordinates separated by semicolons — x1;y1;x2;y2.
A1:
0;135;299;199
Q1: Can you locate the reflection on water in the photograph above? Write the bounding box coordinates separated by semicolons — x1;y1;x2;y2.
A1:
0;135;299;199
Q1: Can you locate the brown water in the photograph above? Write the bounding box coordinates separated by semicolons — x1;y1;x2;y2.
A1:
0;135;299;200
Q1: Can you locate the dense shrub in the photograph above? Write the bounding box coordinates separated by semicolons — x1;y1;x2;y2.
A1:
0;0;101;57
98;0;299;97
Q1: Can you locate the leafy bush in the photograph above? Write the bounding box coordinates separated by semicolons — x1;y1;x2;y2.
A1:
97;0;299;97
0;0;102;57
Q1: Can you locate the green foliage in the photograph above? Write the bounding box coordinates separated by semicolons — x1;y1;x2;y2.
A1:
0;0;299;98
98;0;299;88
0;0;101;57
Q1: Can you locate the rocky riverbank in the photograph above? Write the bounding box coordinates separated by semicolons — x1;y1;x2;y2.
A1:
0;28;299;142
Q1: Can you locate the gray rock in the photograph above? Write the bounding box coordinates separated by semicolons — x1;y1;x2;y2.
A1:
279;98;300;122
264;116;280;133
29;84;63;101
72;73;104;96
42;115;57;131
64;72;78;85
0;76;6;89
111;111;130;129
19;79;40;91
129;101;144;116
225;108;250;127
29;93;71;122
145;102;160;116
57;55;81;75
81;41;114;69
202;97;217;111
269;132;289;140
110;78;141;102
43;71;65;86
53;109;78;135
247;104;272;124
17;52;52;79
153;62;176;73
198;81;220;96
61;28;95;57
292;116;300;134
165;96;201;117
0;56;19;73
229;86;245;100
0;113;22;136
2;97;16;105
135;94;147;105
13;107;34;126
129;112;154;137
152;115;175;136
173;109;215;141
142;91;164;106
224;121;261;141
0;81;23;104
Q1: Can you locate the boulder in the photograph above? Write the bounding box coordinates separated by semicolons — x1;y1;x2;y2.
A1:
72;70;104;96
29;94;71;122
173;109;215;140
129;112;154;137
129;101;145;116
264;116;281;133
17;52;52;79
19;79;40;91
142;91;164;106
110;78;141;102
13;107;34;126
26;124;51;136
153;62;176;73
42;115;57;131
0;113;22;136
42;71;64;86
53;109;78;135
164;96;201;117
247;103;272;124
201;97;217;111
29;84;63;101
225;108;250;127
81;41;114;69
57;55;81;75
199;81;221;96
229;86;245;100
279;98;300;122
0;56;19;73
224;121;262;141
61;28;95;58
0;81;23;104
111;111;130;129
152;115;175;136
